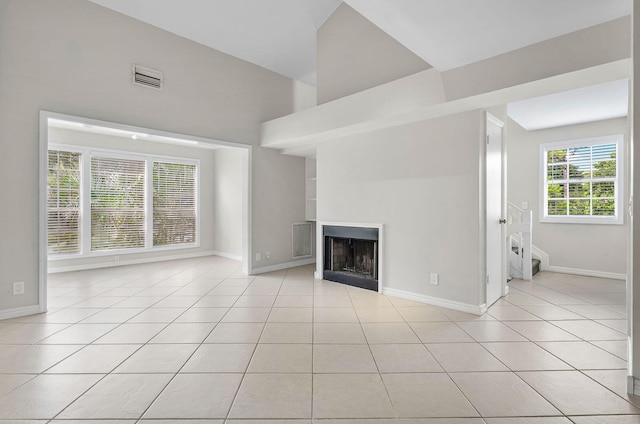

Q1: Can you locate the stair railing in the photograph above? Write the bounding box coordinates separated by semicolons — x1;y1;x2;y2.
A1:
507;202;533;280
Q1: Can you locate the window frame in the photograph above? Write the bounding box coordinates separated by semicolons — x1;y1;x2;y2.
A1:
47;144;200;260
539;134;624;225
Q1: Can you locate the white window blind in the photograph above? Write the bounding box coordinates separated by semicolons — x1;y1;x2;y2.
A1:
153;161;197;246
47;145;199;259
47;150;81;254
90;155;146;250
541;135;623;224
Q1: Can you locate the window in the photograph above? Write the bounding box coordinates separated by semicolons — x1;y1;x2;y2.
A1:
47;149;81;254
541;135;623;224
153;161;197;246
91;155;146;251
47;145;199;257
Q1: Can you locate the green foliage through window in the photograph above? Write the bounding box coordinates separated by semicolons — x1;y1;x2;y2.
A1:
47;150;81;254
91;156;146;251
47;146;198;256
543;138;619;221
153;162;197;246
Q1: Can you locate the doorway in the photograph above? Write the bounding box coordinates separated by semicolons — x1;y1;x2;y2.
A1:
38;111;252;313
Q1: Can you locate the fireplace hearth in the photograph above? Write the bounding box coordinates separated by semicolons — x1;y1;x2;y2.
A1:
323;225;378;291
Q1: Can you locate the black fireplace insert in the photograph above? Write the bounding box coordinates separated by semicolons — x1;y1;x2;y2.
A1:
323;225;378;291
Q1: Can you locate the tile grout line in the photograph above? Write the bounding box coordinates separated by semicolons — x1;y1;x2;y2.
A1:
135;265;256;421
222;269;287;420
1;261;636;421
6;263;200;421
43;262;210;420
52;259;242;421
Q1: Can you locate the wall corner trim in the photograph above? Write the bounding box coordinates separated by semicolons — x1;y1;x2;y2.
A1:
628;375;640;396
382;287;487;316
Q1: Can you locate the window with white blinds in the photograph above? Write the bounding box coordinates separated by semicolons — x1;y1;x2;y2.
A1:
153;161;197;246
91;156;146;251
47;149;81;254
541;135;623;224
47;145;199;258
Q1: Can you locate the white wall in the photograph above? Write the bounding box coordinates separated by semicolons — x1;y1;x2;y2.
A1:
442;17;630;101
212;148;244;258
252;147;307;269
507;117;629;275
317;110;484;308
0;0;306;313
316;3;430;104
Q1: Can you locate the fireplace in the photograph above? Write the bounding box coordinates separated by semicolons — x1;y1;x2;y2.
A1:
323;225;379;291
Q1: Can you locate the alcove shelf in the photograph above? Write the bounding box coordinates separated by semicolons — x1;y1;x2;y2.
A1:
305;157;316;221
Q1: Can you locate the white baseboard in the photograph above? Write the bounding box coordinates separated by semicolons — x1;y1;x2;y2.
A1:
48;250;220;273
545;265;626;281
527;243;624;280
251;257;316;275
382;287;487;316
0;305;42;321
210;250;243;261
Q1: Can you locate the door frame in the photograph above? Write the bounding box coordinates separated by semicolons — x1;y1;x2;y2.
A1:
484;112;508;308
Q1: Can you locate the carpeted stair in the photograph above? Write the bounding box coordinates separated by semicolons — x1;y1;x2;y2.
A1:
512;246;540;277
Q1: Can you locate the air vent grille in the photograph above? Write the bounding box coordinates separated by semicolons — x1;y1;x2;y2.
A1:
132;64;163;90
292;222;313;259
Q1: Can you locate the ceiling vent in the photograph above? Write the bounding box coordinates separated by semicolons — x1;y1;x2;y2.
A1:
132;64;163;90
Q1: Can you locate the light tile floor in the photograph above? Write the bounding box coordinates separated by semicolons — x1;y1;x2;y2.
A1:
0;255;639;423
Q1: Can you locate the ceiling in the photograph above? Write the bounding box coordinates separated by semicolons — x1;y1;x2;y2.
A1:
507;79;629;131
89;0;632;129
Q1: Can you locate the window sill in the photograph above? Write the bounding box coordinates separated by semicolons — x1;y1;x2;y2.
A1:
47;243;200;261
540;216;623;225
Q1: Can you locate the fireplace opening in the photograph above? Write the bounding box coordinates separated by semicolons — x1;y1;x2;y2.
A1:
329;238;377;279
323;226;378;292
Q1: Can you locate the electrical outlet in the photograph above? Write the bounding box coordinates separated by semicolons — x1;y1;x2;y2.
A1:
430;273;439;286
522;201;529;210
13;281;24;296
266;251;271;260
256;253;261;261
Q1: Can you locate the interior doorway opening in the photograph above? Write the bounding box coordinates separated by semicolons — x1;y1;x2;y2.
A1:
39;111;251;313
